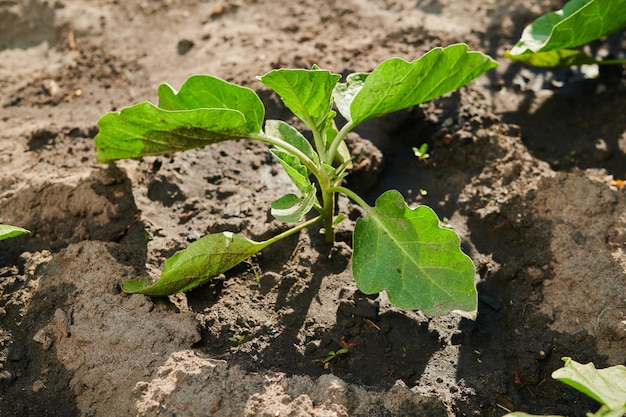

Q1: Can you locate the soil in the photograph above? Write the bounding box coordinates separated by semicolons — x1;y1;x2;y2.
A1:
1;1;625;416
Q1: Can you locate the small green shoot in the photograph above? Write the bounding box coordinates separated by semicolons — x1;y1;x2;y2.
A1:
504;357;626;417
95;43;498;318
322;348;349;364
0;225;30;241
228;335;246;346
412;143;430;161
505;0;626;67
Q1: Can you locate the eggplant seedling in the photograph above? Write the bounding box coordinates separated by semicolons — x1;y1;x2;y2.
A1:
95;43;497;318
505;0;626;67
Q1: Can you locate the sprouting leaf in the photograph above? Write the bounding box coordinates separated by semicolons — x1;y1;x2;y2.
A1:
270;186;317;223
95;76;265;162
509;0;626;56
122;232;269;295
158;75;265;133
552;357;626;410
339;44;497;126
0;225;30;241
352;190;477;317
270;149;312;194
333;72;367;123
258;68;341;128
265;119;319;164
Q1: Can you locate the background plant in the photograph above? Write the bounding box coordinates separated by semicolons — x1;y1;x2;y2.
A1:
505;0;626;67
95;43;497;318
504;357;626;417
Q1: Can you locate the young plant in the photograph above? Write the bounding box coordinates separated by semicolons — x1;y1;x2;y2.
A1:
0;225;30;241
504;357;626;417
505;0;626;67
95;43;497;318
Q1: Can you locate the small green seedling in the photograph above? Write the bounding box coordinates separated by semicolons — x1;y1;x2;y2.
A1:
95;43;498;318
322;348;349;364
228;335;246;346
412;143;430;161
0;225;30;241
505;0;626;67
504;357;626;417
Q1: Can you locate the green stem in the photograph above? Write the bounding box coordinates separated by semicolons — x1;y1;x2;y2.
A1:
329;185;372;211
261;215;323;246
320;188;335;243
598;58;626;65
326;121;355;163
251;133;319;174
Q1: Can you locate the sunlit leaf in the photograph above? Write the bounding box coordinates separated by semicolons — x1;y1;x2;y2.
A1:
158;75;264;132
0;225;30;241
265;119;318;164
95;75;264;162
343;44;497;126
352;190;477;316
270;149;312;194
259;68;341;128
270;186;316;223
509;0;626;56
122;232;268;295
552;357;626;410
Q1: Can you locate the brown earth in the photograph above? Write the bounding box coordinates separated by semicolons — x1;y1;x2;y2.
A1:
1;1;625;416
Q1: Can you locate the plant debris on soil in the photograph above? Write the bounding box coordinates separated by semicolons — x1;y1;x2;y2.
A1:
1;1;625;416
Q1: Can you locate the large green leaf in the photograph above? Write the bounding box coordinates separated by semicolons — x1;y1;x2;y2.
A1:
258;68;341;128
338;44;497;126
552;357;626;410
352;190;477;317
95;75;265;162
122;232;268;295
158;75;265;133
509;0;626;56
0;225;30;241
96;104;255;162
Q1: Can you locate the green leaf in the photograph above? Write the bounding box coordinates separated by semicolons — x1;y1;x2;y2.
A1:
333;72;367;123
270;149;312;194
95;75;265;162
504;48;600;67
259;68;341;128
509;0;626;56
502;413;562;417
265;119;319;164
352;190;477;317
270;186;316;223
158;75;264;132
0;225;30;241
122;232;268;295
96;104;255;162
552;357;626;410
343;44;497;126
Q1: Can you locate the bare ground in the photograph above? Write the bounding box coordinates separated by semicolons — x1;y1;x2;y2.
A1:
1;1;625;416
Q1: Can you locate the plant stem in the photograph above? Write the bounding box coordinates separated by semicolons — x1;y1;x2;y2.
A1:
261;215;322;246
327;121;354;163
320;187;335;243
251;133;319;174
329;185;372;211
